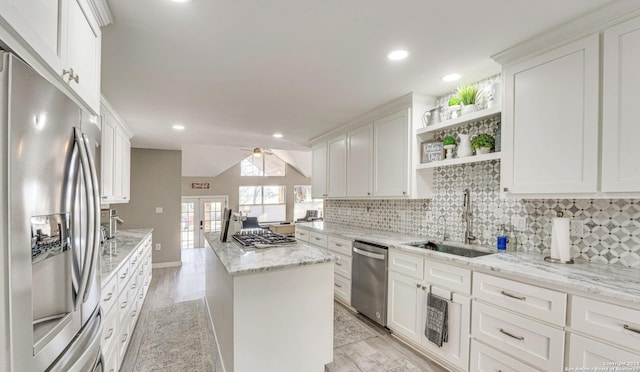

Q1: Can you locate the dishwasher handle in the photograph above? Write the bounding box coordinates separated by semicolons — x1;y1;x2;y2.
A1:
353;247;386;260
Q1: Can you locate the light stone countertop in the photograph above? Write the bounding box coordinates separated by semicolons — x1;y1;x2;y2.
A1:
296;221;640;306
100;228;153;286
203;232;337;276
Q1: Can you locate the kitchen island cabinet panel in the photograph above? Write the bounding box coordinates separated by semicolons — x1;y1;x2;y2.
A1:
204;233;335;372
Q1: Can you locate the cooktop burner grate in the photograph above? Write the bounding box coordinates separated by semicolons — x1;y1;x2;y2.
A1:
232;230;296;247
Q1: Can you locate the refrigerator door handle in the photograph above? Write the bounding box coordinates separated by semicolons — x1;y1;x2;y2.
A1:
65;139;82;299
81;132;101;303
75;128;95;309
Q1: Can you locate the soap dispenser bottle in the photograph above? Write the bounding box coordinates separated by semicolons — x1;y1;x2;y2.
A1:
496;224;507;252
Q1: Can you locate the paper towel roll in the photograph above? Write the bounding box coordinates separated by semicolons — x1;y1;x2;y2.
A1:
551;217;571;261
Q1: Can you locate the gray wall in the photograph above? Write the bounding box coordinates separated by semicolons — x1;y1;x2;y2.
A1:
117;149;182;264
182;163;310;222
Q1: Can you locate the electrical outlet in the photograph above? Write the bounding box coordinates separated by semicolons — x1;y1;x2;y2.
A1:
155;243;161;251
570;220;584;237
155;207;163;214
511;216;527;232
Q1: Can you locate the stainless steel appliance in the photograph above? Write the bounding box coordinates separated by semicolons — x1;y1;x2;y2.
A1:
0;52;103;371
351;240;389;327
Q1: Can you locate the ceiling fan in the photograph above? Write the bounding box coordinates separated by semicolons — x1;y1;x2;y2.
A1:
240;147;274;157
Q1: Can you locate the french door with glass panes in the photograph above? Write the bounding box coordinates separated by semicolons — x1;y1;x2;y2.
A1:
181;196;228;249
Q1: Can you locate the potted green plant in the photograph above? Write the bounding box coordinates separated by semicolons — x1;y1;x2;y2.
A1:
447;97;461;119
458;85;479;115
442;135;456;159
471;133;495;155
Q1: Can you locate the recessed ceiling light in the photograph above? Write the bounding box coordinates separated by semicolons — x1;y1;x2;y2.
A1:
171;0;192;3
172;124;185;131
442;73;461;82
273;133;283;138
387;50;409;61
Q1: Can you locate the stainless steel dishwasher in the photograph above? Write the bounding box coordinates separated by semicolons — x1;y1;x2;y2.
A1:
351;240;389;327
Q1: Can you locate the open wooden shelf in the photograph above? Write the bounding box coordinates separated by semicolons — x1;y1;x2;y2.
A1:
416;152;501;169
416;106;501;135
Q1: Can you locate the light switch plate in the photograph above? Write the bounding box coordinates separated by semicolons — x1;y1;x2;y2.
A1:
155;244;161;250
570;219;584;237
155;207;163;214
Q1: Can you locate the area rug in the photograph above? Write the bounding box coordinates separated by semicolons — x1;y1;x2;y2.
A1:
333;305;378;348
133;299;213;371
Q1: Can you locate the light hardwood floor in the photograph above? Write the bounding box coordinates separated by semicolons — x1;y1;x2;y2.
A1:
121;248;448;372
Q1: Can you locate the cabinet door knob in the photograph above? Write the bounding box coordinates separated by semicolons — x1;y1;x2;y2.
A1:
503;187;509;192
416;283;421;288
367;192;371;195
402;191;407;195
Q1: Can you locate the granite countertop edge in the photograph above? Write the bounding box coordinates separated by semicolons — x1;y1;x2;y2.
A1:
204;232;338;276
296;222;640;306
100;228;154;286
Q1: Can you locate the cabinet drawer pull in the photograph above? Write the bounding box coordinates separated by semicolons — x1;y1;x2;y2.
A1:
121;333;129;343
623;324;640;334
334;283;342;288
500;290;526;301
335;262;343;266
120;272;128;279
499;328;524;341
314;237;321;241
104;328;114;340
334;243;342;247
103;292;113;301
120;300;128;309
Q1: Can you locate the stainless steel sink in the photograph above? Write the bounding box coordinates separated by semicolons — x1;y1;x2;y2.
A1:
405;241;494;258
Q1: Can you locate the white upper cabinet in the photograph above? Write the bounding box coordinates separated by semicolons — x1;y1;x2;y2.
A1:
65;0;101;112
0;0;64;71
347;124;373;197
327;135;347;197
311;143;327;198
601;17;640;193
101;98;132;204
0;0;101;113
373;108;410;196
501;35;600;195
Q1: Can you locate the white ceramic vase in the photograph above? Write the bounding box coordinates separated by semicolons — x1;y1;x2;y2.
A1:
461;104;478;115
476;147;491;155
448;105;461;120
457;134;472;158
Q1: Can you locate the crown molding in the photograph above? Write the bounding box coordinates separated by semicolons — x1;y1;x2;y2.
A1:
492;0;640;66
100;94;135;138
87;0;113;27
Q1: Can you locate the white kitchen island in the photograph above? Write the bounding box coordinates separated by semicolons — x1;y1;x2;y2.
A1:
203;232;337;372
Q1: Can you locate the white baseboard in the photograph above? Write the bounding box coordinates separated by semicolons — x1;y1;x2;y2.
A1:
152;261;182;269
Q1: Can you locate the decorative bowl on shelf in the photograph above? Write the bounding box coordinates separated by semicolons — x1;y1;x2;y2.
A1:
476;147;491;155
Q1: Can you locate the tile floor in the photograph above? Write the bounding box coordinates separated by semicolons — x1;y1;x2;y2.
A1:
120;248;447;372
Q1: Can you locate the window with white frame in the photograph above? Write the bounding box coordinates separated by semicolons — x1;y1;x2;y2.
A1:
239;185;286;222
293;185;323;221
240;154;286;177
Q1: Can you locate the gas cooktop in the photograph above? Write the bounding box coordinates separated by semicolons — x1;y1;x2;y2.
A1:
232;230;296;247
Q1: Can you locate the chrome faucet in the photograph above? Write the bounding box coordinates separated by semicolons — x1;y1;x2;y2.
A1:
437;215;448;241
462;188;477;244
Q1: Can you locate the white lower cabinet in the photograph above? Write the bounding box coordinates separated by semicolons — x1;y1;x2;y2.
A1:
300;227;353;305
387;249;471;371
387;270;423;343
470;339;541;372
101;233;153;372
420;286;470;371
472;301;564;371
567;295;640;368
568;333;640;368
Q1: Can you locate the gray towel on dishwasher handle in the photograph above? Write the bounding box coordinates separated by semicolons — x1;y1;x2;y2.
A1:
425;292;448;347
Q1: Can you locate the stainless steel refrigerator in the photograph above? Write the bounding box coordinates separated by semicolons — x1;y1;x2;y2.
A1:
0;52;104;371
